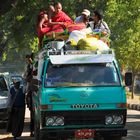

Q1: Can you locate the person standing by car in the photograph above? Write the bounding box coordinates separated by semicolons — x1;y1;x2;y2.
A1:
7;80;25;140
24;54;34;137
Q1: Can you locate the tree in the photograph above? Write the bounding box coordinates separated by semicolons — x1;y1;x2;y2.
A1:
0;0;140;95
105;0;140;98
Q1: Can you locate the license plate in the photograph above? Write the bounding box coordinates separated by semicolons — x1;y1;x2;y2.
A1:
75;129;95;139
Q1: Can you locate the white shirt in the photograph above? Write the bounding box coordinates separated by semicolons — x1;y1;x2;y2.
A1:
88;20;110;34
75;16;84;23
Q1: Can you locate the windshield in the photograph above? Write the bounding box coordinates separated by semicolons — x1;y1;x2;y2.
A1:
45;63;120;87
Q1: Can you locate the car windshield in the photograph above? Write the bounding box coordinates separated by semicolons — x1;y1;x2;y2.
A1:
45;62;120;87
0;76;8;91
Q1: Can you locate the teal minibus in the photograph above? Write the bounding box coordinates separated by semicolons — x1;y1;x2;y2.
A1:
33;50;132;140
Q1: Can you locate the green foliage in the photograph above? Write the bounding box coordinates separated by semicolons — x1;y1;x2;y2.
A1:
0;0;140;76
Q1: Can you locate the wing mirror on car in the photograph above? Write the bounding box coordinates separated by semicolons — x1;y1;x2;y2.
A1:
125;72;132;86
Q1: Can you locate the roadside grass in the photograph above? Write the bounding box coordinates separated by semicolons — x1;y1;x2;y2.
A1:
126;92;140;99
126;92;140;105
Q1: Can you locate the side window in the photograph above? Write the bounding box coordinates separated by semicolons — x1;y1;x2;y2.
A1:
41;61;46;77
0;76;8;91
40;61;46;83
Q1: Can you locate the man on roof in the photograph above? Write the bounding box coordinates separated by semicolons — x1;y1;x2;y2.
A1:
75;9;90;25
37;11;50;48
48;2;73;32
88;10;110;34
48;5;55;23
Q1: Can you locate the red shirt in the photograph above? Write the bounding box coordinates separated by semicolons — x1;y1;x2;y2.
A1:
49;11;73;33
52;11;73;24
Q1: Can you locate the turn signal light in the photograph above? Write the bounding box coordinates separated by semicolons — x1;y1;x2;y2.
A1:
40;105;53;110
117;103;128;108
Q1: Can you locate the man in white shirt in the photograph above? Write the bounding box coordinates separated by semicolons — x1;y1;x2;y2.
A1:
88;10;110;34
75;9;90;25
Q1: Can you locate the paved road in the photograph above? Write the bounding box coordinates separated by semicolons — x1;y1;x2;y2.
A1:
0;109;140;140
122;109;140;140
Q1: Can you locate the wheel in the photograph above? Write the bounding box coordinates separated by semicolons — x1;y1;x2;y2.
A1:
104;136;122;140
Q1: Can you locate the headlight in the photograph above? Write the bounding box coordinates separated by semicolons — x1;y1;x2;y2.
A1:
55;117;64;126
105;115;123;125
105;116;113;125
113;115;123;124
46;117;54;126
46;116;64;126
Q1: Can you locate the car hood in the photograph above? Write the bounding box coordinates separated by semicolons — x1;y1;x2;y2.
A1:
40;86;126;110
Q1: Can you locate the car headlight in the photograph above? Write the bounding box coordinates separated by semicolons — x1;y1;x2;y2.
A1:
105;116;113;125
113;115;123;124
46;116;64;126
105;115;123;125
55;117;64;126
46;117;54;126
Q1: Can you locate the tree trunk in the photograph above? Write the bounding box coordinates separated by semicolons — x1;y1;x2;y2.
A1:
131;72;135;99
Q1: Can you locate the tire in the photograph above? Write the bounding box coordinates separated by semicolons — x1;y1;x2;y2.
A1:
104;136;122;140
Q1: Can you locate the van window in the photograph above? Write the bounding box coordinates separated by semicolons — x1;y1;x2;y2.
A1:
0;76;8;91
45;63;120;87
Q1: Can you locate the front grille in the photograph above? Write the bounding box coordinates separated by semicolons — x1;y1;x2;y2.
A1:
65;112;104;125
42;110;126;126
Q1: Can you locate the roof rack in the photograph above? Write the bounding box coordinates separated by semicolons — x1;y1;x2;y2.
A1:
48;49;115;56
37;44;115;61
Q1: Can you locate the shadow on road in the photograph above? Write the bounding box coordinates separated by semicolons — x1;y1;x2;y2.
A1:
0;136;34;140
0;121;33;140
123;111;140;140
127;114;140;119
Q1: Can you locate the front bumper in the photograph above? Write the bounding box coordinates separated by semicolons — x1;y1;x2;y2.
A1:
40;127;127;139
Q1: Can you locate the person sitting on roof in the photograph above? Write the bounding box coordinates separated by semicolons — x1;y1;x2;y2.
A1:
37;11;49;32
49;2;73;33
75;9;90;25
48;5;55;23
37;11;50;48
87;10;110;34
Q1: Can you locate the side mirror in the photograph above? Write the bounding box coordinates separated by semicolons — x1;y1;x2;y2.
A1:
125;72;132;86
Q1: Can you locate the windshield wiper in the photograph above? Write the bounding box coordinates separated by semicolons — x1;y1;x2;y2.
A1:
54;82;79;87
52;82;96;87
